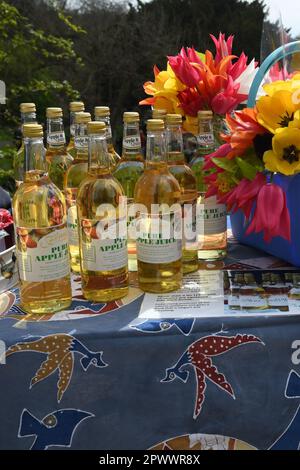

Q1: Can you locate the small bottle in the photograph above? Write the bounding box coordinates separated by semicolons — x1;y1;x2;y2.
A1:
14;103;37;187
288;273;300;310
166;113;198;274
152;108;167;122
67;101;85;158
239;273;268;311
65;111;91;273
228;273;243;310
267;273;289;312
223;271;230;306
191;110;227;260
45;107;73;190
12;124;72;314
261;272;271;308
77;121;129;301
134;119;182;293
114;112;144;271
94;106;121;165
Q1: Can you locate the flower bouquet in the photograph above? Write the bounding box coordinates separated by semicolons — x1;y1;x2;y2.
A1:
204;70;300;265
140;33;258;136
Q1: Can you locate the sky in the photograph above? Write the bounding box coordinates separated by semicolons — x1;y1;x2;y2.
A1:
248;0;299;36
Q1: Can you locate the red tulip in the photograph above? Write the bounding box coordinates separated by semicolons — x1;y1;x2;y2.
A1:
177;88;204;116
246;183;291;242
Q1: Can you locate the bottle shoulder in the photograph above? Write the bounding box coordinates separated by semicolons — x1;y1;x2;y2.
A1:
134;170;181;207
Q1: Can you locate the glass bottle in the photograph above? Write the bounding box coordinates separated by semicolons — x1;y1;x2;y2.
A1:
94;106;121;165
267;273;289;312
14;103;37;187
65;111;91;273
45;107;73;190
166;113;198;274
12;124;72;314
77;121;129;301
152;108;167;122
239;273;268;310
134;119;182;293
67;101;85;158
228;272;243;311
191;110;227;260
113;112;144;272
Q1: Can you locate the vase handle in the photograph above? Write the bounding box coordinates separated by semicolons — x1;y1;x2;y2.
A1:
247;41;300;108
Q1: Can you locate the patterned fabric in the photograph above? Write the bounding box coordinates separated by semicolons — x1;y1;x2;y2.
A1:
0;237;300;450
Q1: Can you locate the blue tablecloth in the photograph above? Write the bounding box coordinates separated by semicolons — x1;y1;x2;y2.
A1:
1;237;300;451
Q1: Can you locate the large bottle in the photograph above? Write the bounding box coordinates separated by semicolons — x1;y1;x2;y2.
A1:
77;121;129;301
14;103;37;187
94;106;121;165
65;111;91;273
166;113;198;275
134;119;182;293
45;107;73;190
191;110;227;260
114;112;144;271
12;124;72;314
67;101;85;158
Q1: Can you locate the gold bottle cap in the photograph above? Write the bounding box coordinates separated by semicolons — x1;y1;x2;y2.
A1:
152;108;167;119
166;114;182;125
46;107;63;118
87;121;106;134
20;103;36;113
123;112;140;123
23;124;43;138
94;106;110;117
75;112;91;124
198;110;213;119
147;119;165;131
70;101;85;112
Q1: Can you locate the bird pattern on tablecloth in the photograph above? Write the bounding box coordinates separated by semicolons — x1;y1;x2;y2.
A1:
18;408;94;450
5;334;107;402
131;318;195;336
162;333;264;419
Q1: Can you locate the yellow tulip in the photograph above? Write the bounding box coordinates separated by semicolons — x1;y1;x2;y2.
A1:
263;127;300;175
257;89;298;134
289;110;300;129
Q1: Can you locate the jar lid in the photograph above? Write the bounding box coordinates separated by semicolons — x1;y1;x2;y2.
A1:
75;112;92;124
87;121;106;134
23;124;43;138
70;101;85;112
20;103;36;113
46;107;63;118
123;111;140;123
166;114;182;125
147;119;165;131
94;106;110;117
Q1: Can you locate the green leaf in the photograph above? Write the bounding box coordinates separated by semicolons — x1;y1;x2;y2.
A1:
211;157;237;173
236;157;258;180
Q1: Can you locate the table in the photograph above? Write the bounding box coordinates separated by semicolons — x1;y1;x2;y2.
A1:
1;236;300;451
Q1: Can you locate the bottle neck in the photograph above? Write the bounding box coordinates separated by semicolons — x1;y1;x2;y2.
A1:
95;115;113;147
122;122;142;160
47;117;66;149
166;124;184;163
88;134;112;174
197;118;215;153
74;122;89;159
69;111;77;138
24;136;48;182
21;112;37;137
146;130;167;168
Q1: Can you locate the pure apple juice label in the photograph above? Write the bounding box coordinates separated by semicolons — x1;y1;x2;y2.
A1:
67;204;79;247
136;211;182;264
47;131;66;146
80;218;128;272
197;196;227;235
15;224;70;282
123;136;141;150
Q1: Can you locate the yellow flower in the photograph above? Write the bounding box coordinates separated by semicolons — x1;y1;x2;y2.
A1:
263;127;300;175
257;89;297;134
183;115;198;134
289;110;300;129
263;80;294;96
140;63;185;113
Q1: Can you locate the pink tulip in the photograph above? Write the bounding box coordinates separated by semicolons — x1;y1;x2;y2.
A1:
210;33;234;64
177;88;204;116
246;184;291;242
168;49;202;87
203;144;232;170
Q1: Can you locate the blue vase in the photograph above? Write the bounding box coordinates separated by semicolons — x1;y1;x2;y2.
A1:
230;173;300;266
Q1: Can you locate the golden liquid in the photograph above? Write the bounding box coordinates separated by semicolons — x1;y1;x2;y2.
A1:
197;193;227;260
46;146;73;190
168;152;198;275
12;172;72;314
108;143;121;166
113;151;144;272
134;161;182;293
65;153;88;273
77;169;129;301
67;137;76;158
14;143;25;186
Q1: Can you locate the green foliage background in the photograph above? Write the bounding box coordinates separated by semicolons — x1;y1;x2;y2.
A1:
0;0;268;193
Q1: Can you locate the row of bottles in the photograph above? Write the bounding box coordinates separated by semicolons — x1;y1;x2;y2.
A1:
12;101;228;315
225;271;300;312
